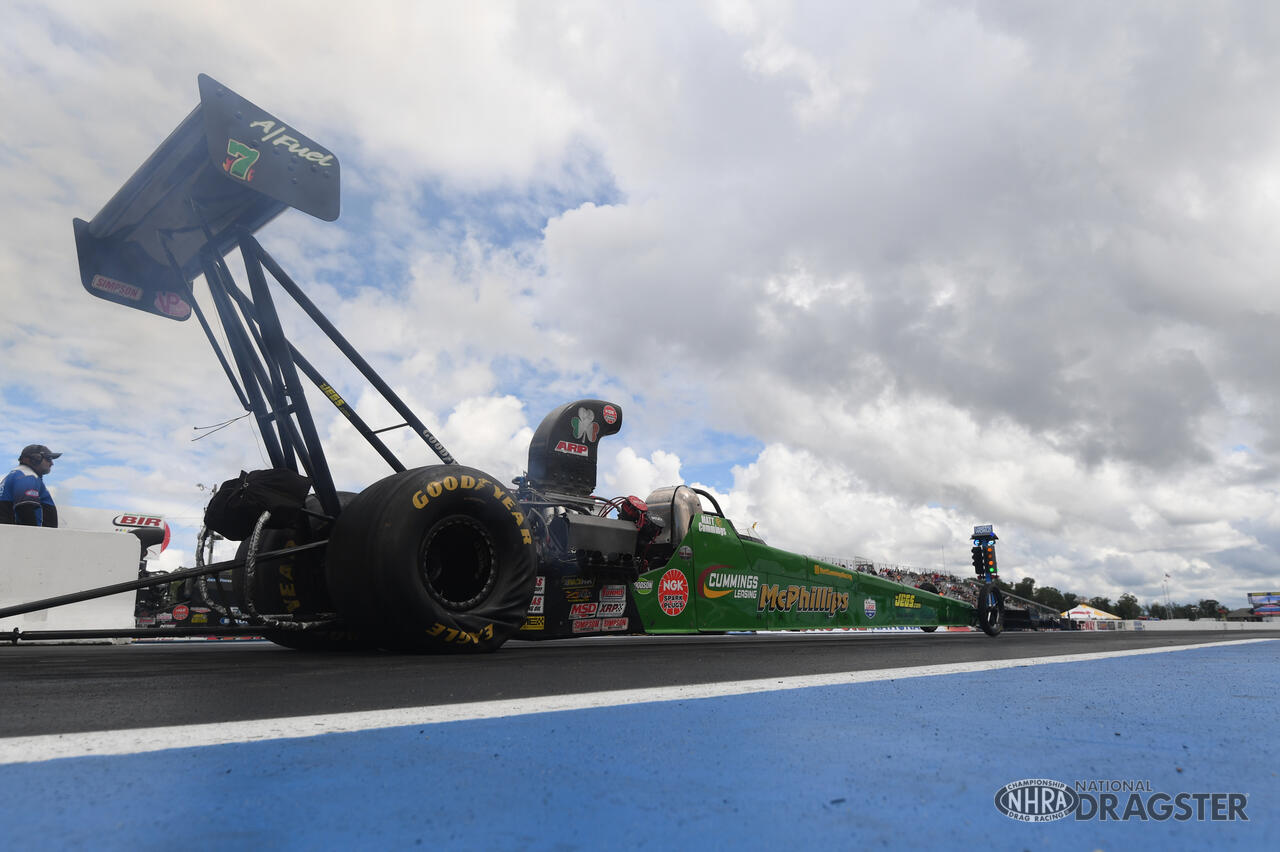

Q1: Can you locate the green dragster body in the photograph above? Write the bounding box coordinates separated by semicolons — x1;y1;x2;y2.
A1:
630;513;975;633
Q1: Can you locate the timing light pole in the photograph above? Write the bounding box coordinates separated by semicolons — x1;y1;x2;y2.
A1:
971;524;999;583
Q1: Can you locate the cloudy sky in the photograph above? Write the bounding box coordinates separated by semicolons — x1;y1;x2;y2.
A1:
4;0;1279;609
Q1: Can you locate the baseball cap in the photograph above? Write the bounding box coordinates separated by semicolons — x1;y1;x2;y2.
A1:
20;444;61;461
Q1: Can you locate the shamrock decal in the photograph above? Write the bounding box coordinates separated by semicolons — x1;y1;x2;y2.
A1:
572;407;600;443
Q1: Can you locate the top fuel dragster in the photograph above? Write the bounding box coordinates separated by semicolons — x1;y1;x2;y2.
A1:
2;75;1005;650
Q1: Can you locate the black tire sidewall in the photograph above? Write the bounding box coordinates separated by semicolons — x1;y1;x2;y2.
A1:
234;492;355;615
915;581;939;632
977;581;1004;636
329;466;536;652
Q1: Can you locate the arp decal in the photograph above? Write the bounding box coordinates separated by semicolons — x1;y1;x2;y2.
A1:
659;569;689;616
89;274;142;301
894;593;922;609
698;566;759;600
572;407;600;443
864;598;877;620
757;585;850;617
554;440;589;457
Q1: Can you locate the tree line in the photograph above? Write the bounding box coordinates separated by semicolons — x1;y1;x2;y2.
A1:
998;577;1227;621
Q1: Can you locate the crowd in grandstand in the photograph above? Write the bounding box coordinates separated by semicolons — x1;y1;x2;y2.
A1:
815;555;1057;616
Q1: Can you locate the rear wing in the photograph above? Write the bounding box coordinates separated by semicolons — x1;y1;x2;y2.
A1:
72;73;340;321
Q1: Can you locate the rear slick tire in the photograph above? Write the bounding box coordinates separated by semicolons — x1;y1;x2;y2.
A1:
325;465;536;653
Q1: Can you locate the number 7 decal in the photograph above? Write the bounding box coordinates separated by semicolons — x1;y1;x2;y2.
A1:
224;139;260;181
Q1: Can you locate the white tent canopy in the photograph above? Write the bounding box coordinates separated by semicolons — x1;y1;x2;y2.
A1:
1062;604;1120;620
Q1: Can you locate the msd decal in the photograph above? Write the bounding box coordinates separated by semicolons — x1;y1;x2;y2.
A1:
554;440;589;457
659;569;689;616
569;602;598;619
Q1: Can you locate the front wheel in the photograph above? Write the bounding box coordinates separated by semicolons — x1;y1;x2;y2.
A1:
325;466;536;653
976;581;1004;637
916;581;939;632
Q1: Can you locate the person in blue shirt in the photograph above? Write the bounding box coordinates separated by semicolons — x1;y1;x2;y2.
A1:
0;444;61;527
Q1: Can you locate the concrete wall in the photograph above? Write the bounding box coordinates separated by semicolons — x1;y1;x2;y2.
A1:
1119;618;1280;631
1;525;139;640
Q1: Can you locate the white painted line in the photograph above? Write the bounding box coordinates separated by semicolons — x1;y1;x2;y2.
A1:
1;638;1273;766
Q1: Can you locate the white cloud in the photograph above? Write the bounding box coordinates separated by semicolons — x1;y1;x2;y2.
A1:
6;1;1280;611
600;447;684;500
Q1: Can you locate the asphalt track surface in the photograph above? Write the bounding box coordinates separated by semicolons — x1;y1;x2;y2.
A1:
0;629;1263;737
2;629;1277;849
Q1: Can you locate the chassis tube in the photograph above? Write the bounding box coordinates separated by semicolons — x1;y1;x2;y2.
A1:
0;541;327;620
249;237;456;465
